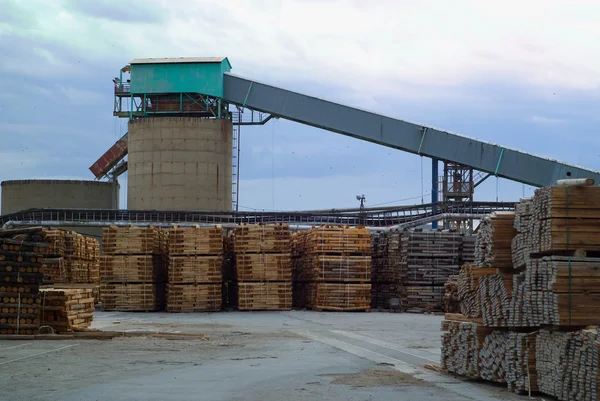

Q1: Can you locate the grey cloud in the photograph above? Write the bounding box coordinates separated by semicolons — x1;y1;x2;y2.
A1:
67;0;167;24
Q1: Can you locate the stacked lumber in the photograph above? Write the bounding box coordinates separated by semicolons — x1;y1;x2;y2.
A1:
536;328;600;401
443;275;459;313
511;199;534;269
402;230;462;310
457;264;495;318
474;212;517;270
370;231;404;309
234;224;291;311
462;235;477;264
441;319;492;378
166;226;224;312
40;288;94;332
479;331;509;383
293;226;371;311
42;230;100;285
0;229;49;335
100;226;166;311
505;332;537;394
479;274;512;327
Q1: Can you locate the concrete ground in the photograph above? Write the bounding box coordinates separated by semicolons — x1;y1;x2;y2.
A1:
0;311;525;401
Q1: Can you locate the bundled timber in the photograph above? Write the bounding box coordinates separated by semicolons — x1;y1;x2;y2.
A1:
100;283;163;311
441;320;492;378
236;282;291;311
40;288;94;332
301;226;371;255
475;211;517;270
462;235;477;264
370;231;402;309
444;275;459;313
168;255;222;284
511;199;534;269
102;226;165;255
371;282;403;309
457;264;495;318
505;332;537;394
235;253;291;282
306;283;371;311
294;254;370;282
479;274;512;327
167;226;224;255
233;224;290;253
402;230;462;310
536;328;600;401
42;229;66;257
99;255;166;283
479;331;509;383
0;229;48;335
166;284;221;312
42;230;100;285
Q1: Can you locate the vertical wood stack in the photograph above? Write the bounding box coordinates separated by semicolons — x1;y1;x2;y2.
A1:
100;226;166;311
40;288;94;332
166;226;224;312
402;230;462;311
370;231;404;309
293;226;371;311
233;224;292;311
0;229;49;335
442;184;600;400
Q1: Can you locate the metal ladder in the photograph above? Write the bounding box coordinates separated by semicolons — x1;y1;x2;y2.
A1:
231;109;242;211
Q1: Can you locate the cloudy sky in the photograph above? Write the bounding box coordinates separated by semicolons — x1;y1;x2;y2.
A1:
1;0;599;211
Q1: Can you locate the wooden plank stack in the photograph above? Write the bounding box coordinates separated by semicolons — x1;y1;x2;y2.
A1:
443;275;459;313
441;319;492;378
536;328;600;401
166;226;224;312
505;332;538;394
403;230;462;311
100;226;166;311
370;231;404;309
293;226;371;311
0;228;49;335
474;211;517;271
40;288;94;332
42;229;100;285
234;224;292;311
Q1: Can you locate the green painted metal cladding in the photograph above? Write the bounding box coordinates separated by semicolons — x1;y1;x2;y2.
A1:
130;59;231;97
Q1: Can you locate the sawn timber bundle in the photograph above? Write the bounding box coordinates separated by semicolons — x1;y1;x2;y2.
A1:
40;288;94;332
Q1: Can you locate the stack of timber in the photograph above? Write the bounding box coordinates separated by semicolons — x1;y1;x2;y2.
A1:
443;275;459;313
505;332;537;394
41;229;100;302
40;288;94;332
478;331;509;383
166;226;224;312
100;226;166;311
474;211;517;271
402;230;462;311
511;199;534;270
441;319;492;378
536;328;600;401
370;231;404;309
462;235;477;265
293;226;371;311
234;224;292;311
0;228;49;335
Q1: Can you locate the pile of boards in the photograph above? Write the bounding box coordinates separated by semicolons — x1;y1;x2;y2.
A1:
231;224;292;311
442;184;600;400
166;226;224;312
100;226;167;311
42;229;100;302
0;228;49;335
293;226;371;311
370;230;475;311
40;288;95;332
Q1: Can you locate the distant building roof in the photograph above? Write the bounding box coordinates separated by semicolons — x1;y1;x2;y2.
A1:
130;57;229;65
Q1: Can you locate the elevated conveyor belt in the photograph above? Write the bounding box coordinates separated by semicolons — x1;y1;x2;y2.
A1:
223;73;600;187
0;202;515;229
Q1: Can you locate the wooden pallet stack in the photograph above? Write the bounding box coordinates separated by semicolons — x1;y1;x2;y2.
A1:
166;226;224;312
233;224;292;311
40;288;94;332
100;226;166;311
402;230;462;311
370;231;404;309
0;228;49;335
293;226;371;311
